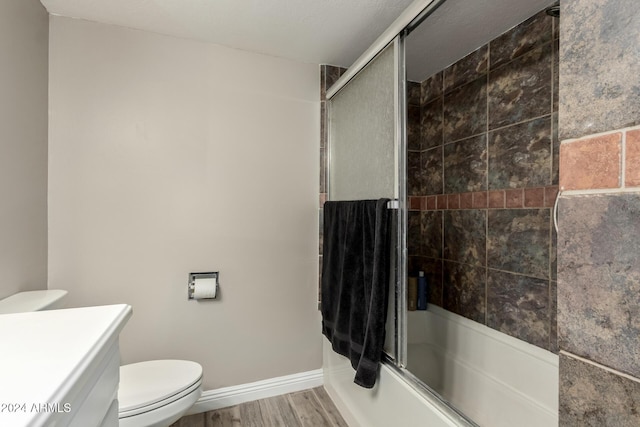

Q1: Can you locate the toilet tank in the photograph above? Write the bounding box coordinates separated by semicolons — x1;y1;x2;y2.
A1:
0;290;68;314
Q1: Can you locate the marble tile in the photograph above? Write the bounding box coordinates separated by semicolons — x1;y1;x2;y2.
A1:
545;186;559;208
436;194;448;209
407;150;424;196
488;43;552;130
552;112;559;185
487;209;550;279
320;145;327;193
550;226;557;281
447;194;460;209
550;281;557;353
443;261;486;323
422;146;443;196
319;65;326;101
506;188;524;208
524;187;545;208
460;192;473;209
320;101;326;149
559;132;621;191
407;81;421;106
472;191;488;208
409;196;421;211
407;104;422;151
421;72;443;105
318;256;323;301
560;353;640;426
488;190;505;208
560;0;640;140
490;10;553;70
321;65;342;100
625;129;640;187
487;270;550;349
558;194;640;377
443;77;487;143
318;208;323;255
443;135;487;193
417;257;444;307
421;98;443;150
421;211;443;260
488;116;552;189
444;45;488;93
408;211;422;256
426;196;436;210
444;210;487;267
553;38;559;113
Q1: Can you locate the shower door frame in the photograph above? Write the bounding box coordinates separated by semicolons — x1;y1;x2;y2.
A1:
326;36;406;365
324;0;479;425
324;0;455;371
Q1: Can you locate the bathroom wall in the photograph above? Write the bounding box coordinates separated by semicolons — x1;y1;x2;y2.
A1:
0;0;49;299
558;0;640;423
407;9;559;352
48;16;321;390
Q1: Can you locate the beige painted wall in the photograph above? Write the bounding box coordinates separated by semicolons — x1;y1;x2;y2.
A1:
0;1;49;299
48;16;321;389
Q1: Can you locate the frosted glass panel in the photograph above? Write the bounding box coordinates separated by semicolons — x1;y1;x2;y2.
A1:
329;43;396;201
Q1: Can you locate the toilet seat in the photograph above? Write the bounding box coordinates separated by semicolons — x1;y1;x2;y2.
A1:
118;360;202;419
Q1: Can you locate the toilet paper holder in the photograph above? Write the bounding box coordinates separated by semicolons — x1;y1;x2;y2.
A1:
188;272;219;300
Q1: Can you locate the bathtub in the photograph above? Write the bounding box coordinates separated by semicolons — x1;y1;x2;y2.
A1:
323;305;558;427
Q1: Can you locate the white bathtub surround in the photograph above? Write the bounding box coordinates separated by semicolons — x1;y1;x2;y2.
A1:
324;305;558;427
0;304;132;426
406;306;558;426
323;340;471;427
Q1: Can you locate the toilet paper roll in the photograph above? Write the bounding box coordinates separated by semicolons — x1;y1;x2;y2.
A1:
192;277;217;299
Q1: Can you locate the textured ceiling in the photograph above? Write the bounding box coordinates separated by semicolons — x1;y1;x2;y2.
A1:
39;0;556;80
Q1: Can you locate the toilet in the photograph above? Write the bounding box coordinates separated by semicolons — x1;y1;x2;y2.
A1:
0;290;203;427
118;359;202;427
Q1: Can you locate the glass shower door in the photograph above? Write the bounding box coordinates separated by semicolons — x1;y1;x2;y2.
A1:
327;38;406;362
328;42;398;201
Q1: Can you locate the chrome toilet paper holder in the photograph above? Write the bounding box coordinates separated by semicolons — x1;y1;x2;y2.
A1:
188;272;219;300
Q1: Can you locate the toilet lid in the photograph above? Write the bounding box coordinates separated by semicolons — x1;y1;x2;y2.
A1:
118;360;203;413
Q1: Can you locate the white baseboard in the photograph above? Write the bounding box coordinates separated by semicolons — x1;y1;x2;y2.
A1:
185;369;324;415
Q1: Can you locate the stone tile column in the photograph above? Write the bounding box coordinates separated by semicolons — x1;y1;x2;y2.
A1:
558;0;640;424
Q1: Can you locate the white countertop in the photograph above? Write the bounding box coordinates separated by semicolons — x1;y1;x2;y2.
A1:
0;304;132;426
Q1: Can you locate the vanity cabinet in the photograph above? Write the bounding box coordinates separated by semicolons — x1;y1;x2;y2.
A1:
0;304;132;426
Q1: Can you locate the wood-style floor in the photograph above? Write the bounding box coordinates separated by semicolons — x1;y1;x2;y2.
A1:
170;387;348;427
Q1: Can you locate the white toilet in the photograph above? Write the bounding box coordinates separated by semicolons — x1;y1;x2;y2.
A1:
0;290;203;427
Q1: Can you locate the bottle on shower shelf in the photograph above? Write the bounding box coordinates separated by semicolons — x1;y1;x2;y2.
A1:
408;276;417;311
417;271;428;310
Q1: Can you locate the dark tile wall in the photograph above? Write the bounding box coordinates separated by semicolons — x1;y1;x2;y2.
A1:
560;0;640;140
559;194;640;378
560;353;640;426
319;65;347;300
408;9;559;352
558;0;640;423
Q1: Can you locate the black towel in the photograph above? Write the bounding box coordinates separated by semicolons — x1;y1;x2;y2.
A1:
321;199;391;388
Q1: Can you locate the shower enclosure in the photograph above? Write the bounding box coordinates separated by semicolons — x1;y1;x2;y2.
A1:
326;37;405;363
322;0;560;426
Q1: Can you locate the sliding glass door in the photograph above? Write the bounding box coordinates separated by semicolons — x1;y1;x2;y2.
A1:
326;37;406;362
